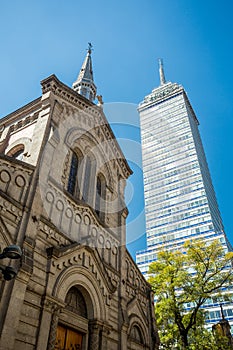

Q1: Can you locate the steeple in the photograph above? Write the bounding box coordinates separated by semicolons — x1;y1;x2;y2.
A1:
158;58;166;85
72;43;97;102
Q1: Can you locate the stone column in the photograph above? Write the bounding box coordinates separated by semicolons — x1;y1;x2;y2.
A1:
46;302;62;350
101;324;112;350
36;299;62;350
88;321;111;350
88;320;101;350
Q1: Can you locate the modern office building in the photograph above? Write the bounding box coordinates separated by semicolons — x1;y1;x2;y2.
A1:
136;60;233;327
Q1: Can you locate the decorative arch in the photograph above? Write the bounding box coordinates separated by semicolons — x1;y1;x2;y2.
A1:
55;285;91;350
128;313;148;348
5;137;32;159
49;262;111;350
129;323;145;345
6;144;24;160
52;265;106;320
65;286;88;318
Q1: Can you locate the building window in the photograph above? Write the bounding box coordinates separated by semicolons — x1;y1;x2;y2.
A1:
12;149;24;160
83;155;92;202
95;173;106;219
67;150;100;211
95;176;101;217
129;325;144;345
67;152;79;195
7;144;24;160
65;286;87;318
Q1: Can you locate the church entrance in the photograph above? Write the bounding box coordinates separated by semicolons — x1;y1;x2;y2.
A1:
55;324;83;350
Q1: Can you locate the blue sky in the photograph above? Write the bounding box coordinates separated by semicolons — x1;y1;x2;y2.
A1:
0;1;233;259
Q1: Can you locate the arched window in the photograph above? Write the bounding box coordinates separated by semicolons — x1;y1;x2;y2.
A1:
95;176;101;217
67;150;97;207
65;287;87;318
83;155;92;202
95;173;106;220
130;325;144;345
67;151;79;195
12;149;24;160
7;145;24;160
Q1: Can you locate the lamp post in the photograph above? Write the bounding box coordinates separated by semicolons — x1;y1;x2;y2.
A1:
0;245;22;281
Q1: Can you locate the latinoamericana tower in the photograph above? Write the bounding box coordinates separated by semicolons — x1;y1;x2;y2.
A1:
136;59;233;328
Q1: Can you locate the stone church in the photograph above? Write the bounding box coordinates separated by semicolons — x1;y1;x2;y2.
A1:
0;45;159;350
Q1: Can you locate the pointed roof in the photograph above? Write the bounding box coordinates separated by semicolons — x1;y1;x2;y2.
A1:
77;43;94;82
72;43;97;102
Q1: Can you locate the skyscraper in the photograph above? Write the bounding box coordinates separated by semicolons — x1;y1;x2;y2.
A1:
136;60;233;327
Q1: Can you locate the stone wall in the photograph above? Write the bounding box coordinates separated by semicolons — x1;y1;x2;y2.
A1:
0;74;159;350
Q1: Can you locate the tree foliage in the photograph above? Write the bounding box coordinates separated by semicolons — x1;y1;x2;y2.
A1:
148;239;233;349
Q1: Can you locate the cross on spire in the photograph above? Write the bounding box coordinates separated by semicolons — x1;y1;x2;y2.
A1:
87;42;93;54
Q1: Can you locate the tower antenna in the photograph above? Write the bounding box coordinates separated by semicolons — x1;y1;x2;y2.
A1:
158;58;166;85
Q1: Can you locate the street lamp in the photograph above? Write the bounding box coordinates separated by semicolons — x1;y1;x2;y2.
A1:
0;245;22;281
0;245;22;260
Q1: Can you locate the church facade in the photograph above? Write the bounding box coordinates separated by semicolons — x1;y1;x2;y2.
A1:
0;47;159;350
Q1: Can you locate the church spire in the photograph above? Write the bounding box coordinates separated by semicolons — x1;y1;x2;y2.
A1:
158;58;166;85
72;43;97;102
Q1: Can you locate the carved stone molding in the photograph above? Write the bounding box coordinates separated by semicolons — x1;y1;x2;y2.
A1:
39;220;72;247
42;179;120;250
51;246;118;296
0;155;34;204
43;299;63;314
125;254;149;294
41;297;65;350
0;197;23;225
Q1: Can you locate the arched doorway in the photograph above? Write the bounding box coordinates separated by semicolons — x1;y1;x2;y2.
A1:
50;264;107;350
55;286;88;350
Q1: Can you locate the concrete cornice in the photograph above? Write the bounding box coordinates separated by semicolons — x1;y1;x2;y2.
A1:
0;97;42;125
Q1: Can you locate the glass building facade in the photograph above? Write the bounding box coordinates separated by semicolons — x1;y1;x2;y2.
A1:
136;69;233;328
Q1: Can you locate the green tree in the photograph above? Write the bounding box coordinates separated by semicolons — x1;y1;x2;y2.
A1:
148;239;233;349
